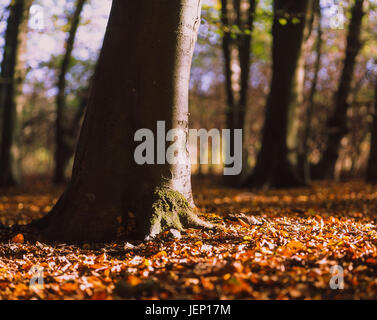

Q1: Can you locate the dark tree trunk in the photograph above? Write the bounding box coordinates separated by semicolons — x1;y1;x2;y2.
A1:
54;0;87;185
313;0;365;179
0;0;32;187
244;0;310;189
56;78;91;180
286;0;314;171
221;0;256;185
221;0;235;121
298;0;322;183
34;0;212;242
367;76;377;181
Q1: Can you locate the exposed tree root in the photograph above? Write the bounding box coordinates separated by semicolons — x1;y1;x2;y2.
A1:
147;187;215;239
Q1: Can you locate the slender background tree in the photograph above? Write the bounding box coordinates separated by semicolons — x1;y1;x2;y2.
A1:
298;0;322;183
0;0;33;187
54;0;87;184
367;72;377;181
220;0;257;184
313;0;365;179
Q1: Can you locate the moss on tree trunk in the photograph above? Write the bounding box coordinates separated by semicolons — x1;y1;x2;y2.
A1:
149;187;213;238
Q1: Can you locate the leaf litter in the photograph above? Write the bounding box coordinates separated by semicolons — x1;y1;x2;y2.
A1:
0;178;377;299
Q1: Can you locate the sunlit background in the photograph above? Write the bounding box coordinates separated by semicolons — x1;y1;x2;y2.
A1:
0;0;377;178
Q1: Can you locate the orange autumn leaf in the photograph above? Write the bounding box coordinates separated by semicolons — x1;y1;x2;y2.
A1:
0;281;9;290
91;291;108;300
127;275;142;286
202;232;210;239
11;234;24;244
90;263;105;270
103;268;110;278
155;250;167;258
237;218;249;228
61;282;78;292
366;258;377;264
223;277;252;295
286;240;306;251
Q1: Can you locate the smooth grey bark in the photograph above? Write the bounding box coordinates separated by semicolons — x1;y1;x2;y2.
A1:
244;0;310;189
34;0;212;242
367;76;377;181
313;0;365;179
54;0;87;184
0;0;32;187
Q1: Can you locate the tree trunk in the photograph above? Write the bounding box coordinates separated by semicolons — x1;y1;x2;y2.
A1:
54;0;87;185
34;0;212;242
298;0;322;183
286;0;314;171
244;0;310;189
313;0;365;179
0;0;32;187
367;76;377;181
221;0;256;185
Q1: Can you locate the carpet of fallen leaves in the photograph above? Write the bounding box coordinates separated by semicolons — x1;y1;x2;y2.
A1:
1;176;377;300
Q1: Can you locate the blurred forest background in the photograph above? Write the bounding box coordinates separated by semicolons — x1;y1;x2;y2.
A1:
1;0;377;187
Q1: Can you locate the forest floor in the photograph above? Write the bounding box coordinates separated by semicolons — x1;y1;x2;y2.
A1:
0;177;377;300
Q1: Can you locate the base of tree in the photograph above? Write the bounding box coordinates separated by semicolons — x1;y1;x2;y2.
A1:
222;174;243;188
52;175;70;186
310;161;335;180
243;160;306;189
147;187;214;239
29;186;214;243
0;171;19;188
297;155;311;186
366;171;377;183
